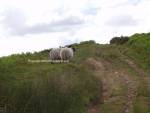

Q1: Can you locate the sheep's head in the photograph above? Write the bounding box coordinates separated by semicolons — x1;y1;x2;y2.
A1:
72;47;76;52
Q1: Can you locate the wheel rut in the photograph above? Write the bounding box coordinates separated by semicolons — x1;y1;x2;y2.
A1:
85;57;148;113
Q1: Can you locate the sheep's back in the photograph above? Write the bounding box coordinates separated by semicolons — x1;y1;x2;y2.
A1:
49;48;61;60
60;48;73;60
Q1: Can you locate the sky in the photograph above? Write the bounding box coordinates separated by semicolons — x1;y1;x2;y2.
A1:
0;0;150;56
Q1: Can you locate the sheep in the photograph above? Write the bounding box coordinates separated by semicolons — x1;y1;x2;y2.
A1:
60;47;74;60
49;47;75;61
49;48;61;60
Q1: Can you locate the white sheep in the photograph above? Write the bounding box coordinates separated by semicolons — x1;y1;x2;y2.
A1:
49;47;75;61
49;48;61;60
60;47;74;60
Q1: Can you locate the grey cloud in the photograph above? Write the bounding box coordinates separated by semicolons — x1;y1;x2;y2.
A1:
1;8;26;31
18;16;85;35
106;14;138;27
1;8;85;36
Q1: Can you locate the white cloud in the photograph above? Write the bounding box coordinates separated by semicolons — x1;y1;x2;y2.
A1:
0;0;150;56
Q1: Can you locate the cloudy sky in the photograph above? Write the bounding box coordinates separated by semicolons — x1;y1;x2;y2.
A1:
0;0;150;56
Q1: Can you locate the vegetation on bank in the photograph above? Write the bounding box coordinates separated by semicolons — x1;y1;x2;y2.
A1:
110;33;150;71
126;33;150;70
0;40;101;113
0;33;150;113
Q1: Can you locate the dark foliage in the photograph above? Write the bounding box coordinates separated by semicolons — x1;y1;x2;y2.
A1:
80;40;95;45
110;36;129;45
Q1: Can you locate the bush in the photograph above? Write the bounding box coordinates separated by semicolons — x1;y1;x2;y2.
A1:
110;36;129;45
80;40;96;45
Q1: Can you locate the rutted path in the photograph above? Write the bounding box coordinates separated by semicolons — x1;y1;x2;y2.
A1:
85;57;149;113
125;59;146;77
123;58;150;113
120;73;137;113
124;58;150;113
87;58;137;113
85;58;103;113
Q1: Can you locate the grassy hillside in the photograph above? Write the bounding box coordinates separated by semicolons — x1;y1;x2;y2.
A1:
0;33;150;113
126;33;150;70
0;41;101;113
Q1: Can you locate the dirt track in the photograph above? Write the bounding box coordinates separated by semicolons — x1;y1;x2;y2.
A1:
85;57;149;113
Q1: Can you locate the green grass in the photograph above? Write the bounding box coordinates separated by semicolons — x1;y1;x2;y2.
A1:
134;97;150;113
0;33;150;113
126;33;150;71
0;43;101;113
0;63;101;113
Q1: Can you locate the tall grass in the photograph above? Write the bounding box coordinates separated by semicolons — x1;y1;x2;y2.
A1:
0;42;101;113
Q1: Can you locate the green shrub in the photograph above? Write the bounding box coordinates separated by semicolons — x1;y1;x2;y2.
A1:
110;36;129;45
80;40;96;45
